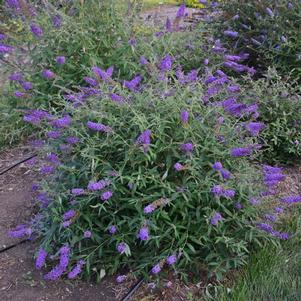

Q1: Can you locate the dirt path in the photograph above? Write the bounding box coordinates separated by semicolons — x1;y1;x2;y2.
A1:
0;146;117;301
140;4;198;28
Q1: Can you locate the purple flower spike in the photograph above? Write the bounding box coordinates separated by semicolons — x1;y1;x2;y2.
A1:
101;191;113;201
212;162;223;170
180;143;194;153
87;179;111;191
159;55;173;72
230;147;252;157
140;56;148;65
116;275;127;283
180;110;189;124
66;136;80;145
44;265;65;280
109;225;117;234
84;76;98;86
265;7;274;18
36;248;47;270
245;122;265;136
136;129;151;152
21;81;33;90
42;69;55;79
166;255;177;265
210;212;222;225
221;169;232;180
223;30;238;38
144;204;155;214
8;225;32;238
176;3;185;18
151;264;161;274
92;66;113;81
71;188;85;196
174;162;184;171
52;15;62;28
87;121;111;133
124;75;141;92
62;220;72;228
211;185;224;197
138;227;149;241
84;231;92;238
56;56;65;65
281;196;301;204
67;260;85;279
224;189;235;198
63;210;76;221
9;72;23;82
30;23;43;37
117;242;127;254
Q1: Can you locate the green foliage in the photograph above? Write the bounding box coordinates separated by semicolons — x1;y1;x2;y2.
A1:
211;0;301;81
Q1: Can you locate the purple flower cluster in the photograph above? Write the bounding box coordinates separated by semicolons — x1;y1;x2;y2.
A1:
124;75;141;92
117;242;127;254
92;66;113;82
108;225;117;234
174;162;184;171
180;143;194;153
71;188;85;196
210;212;222;225
159;55;173;72
256;223;289;240
144;204;155;214
116;275;127;283
8;224;32;238
138;227;149;241
56;56;66;65
263;165;285;189
51;115;72;128
30;24;43;37
44;246;70;280
212;162;232;180
42;69;55;79
136;129;151;152
87;121;112;132
67;260;85;279
0;44;14;53
281;196;301;204
180;110;189;124
101;190;113;201
35;248;47;269
87;179;111;191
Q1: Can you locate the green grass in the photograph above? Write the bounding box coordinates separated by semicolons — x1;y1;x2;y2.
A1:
203;214;301;301
142;0;180;10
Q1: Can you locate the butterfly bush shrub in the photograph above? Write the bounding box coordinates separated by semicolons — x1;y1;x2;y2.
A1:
207;0;301;81
21;55;288;282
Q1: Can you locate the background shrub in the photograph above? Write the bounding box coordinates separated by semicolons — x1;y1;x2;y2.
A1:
208;0;301;81
242;69;301;165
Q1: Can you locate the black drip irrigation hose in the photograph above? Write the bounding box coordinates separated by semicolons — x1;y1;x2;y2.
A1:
0;153;37;176
0;239;29;253
120;276;145;301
